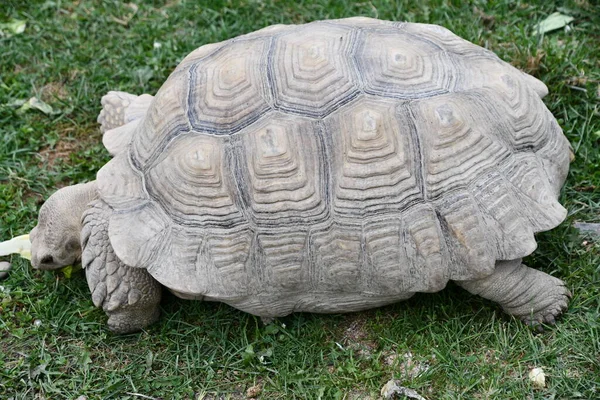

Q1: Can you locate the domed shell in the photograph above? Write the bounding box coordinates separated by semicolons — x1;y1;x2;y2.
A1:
96;17;570;316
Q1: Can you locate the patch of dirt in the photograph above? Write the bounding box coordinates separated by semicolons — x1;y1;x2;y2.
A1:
484;348;498;364
196;389;245;400
41;82;69;102
37;123;101;169
346;389;375;399
38;138;79;168
340;314;378;359
382;350;430;379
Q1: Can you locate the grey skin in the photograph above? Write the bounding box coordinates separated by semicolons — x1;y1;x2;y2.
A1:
30;182;162;334
30;181;569;333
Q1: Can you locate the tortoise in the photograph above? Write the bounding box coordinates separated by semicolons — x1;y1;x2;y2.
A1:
29;17;572;333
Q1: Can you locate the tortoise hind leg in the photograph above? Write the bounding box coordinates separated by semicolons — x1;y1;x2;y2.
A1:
82;201;162;334
455;259;570;327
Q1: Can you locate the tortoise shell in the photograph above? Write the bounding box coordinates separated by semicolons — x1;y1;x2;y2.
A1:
95;17;570;316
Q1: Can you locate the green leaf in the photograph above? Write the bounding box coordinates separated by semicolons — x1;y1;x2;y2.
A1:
0;20;26;38
16;97;60;115
242;344;255;365
535;12;574;34
59;264;81;278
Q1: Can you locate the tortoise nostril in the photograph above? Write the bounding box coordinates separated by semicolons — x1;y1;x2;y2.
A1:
40;255;54;265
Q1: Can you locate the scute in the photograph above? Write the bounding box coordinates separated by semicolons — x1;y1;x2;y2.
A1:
96;18;570;313
364;206;449;294
270;23;359;116
410;93;512;199
324;95;422;216
233;113;328;226
356;30;457;98
187;38;272;134
258;230;309;291
131;70;190;166
402;23;495;57
146;133;245;227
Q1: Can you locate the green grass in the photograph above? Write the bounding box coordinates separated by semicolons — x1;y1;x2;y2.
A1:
1;0;599;398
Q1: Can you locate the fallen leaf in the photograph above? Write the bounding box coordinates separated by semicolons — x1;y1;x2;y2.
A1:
529;367;546;389
4;99;27;107
535;12;574;34
526;51;545;74
246;383;262;398
15;97;60;115
0;19;26;38
112;3;139;26
473;7;495;28
566;76;589;86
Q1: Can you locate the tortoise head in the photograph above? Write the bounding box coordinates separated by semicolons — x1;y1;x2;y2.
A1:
30;182;97;270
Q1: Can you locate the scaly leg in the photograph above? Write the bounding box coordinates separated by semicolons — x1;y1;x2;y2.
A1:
82;201;162;333
456;259;570;327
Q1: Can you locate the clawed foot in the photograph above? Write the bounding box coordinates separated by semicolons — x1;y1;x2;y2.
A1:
517;282;571;330
107;306;161;334
457;259;571;330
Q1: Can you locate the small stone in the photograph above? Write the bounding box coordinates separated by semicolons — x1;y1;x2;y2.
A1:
380;380;426;400
0;261;11;280
574;222;600;236
75;396;88;400
33;319;42;327
246;384;262;398
529;367;546;389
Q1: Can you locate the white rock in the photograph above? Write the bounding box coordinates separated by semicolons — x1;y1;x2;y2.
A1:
528;367;546;389
0;261;11;280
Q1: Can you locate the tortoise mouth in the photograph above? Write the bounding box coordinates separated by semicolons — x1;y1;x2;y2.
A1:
31;252;65;270
33;261;64;271
30;239;78;271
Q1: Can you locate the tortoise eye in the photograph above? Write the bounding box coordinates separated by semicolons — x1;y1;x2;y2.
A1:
65;239;80;252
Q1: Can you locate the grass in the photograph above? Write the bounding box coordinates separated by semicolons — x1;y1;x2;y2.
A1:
0;0;599;398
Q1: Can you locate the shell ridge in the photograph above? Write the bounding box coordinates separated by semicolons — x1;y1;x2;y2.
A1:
228;134;258;231
403;103;427;200
350;27;367;93
264;35;278;109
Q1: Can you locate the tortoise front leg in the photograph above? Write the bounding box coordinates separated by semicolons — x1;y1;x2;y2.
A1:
455;259;570;327
82;201;162;333
86;257;162;334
